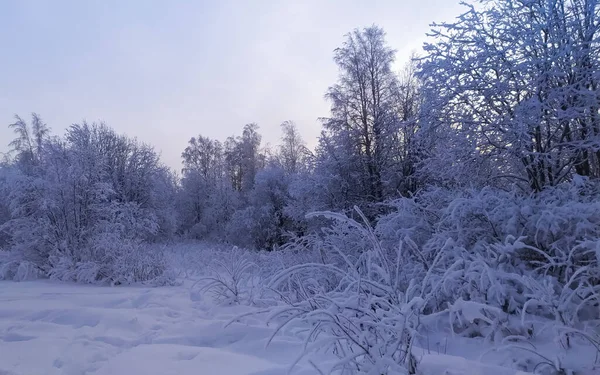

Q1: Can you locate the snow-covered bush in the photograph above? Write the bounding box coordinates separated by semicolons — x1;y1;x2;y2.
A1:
256;179;600;374
379;182;600;372
380;182;600;267
46;239;173;285
195;247;260;305
0;251;44;282
264;208;428;374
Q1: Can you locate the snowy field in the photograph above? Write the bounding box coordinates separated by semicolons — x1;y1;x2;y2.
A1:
0;280;319;375
0;279;562;375
1;242;598;375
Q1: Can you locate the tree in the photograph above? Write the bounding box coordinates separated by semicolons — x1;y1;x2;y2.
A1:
319;25;399;208
0;163;14;249
178;134;238;238
419;0;600;191
180;135;223;230
277;121;310;174
2;118;174;282
223;124;265;193
227;166;294;249
8;113;49;170
391;56;423;195
182;136;223;179
239;123;264;192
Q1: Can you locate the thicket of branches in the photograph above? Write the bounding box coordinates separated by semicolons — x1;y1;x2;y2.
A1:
261;184;600;374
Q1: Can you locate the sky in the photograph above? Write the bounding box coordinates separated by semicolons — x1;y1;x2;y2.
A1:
0;0;466;170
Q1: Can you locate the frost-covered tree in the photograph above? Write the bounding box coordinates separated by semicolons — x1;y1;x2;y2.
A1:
177;123;274;241
182;136;223;180
66;123;177;240
390;56;423;195
178;134;239;239
227;165;294;249
8;113;49;170
180;135;223;229
223;124;265;193
1;119;175;283
318;26;400;207
0;163;13;250
419;0;600;191
277;121;311;175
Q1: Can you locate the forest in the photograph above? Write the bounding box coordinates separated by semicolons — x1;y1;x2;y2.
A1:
1;0;599;374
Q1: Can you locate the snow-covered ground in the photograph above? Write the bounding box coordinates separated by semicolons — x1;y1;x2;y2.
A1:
0;280;317;375
0;280;545;375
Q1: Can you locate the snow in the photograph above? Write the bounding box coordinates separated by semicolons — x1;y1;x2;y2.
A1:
95;345;275;375
0;280;544;375
0;281;291;375
417;353;532;375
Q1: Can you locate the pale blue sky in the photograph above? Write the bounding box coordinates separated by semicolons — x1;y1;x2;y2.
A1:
0;0;465;169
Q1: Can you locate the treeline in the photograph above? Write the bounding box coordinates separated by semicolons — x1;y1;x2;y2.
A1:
176;27;424;248
1;0;599;284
